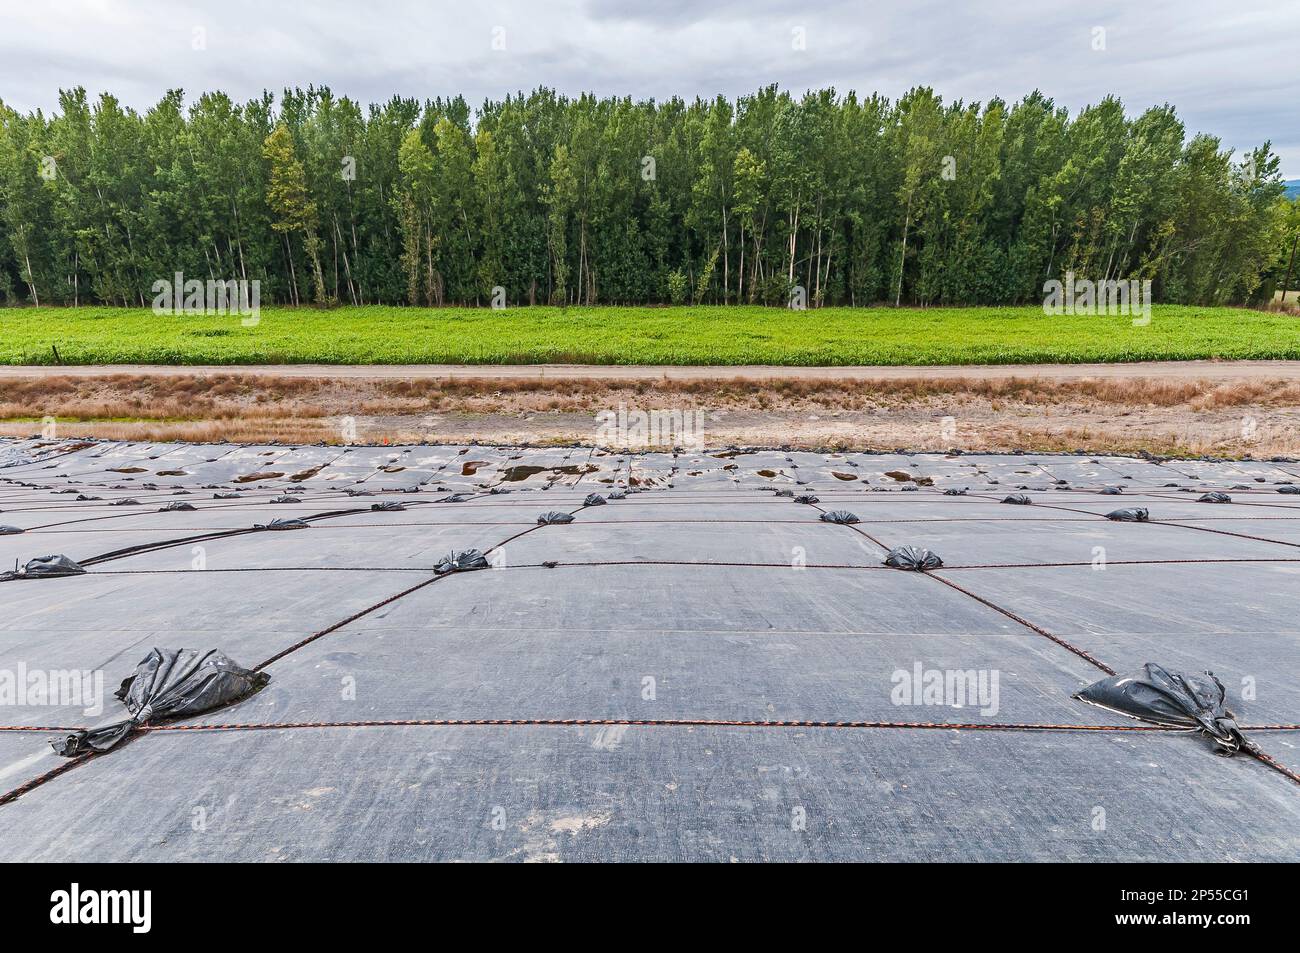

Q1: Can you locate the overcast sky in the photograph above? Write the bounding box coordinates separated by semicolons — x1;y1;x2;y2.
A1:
2;0;1296;175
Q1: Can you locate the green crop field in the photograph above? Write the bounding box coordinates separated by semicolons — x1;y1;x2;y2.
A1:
0;305;1296;366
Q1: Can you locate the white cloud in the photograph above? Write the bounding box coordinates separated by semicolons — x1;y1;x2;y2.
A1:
1;0;1295;174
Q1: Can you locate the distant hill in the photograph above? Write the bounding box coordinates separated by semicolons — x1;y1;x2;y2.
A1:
1286;179;1300;200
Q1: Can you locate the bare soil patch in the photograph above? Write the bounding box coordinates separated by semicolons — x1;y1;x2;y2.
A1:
2;373;1298;456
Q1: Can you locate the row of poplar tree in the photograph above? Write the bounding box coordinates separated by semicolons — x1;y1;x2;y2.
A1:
0;84;1294;308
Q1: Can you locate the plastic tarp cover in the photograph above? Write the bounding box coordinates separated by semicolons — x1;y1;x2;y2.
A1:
1074;663;1248;753
2;554;86;581
51;648;269;757
883;546;944;571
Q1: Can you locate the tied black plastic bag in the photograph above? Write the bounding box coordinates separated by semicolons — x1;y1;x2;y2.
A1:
537;511;574;524
1075;663;1249;754
435;549;490;574
583;494;607;506
819;510;860;524
0;525;24;535
2;554;86;582
882;546;943;571
943;488;967;496
1278;486;1300;494
254;518;309;531
1105;507;1149;522
1198;492;1232;504
51;648;269;757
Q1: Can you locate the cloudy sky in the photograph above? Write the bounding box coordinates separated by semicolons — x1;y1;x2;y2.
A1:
2;0;1297;175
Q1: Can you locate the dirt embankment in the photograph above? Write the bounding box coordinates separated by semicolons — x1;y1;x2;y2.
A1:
2;372;1298;456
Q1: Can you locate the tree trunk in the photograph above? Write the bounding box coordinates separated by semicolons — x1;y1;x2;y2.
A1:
895;192;913;308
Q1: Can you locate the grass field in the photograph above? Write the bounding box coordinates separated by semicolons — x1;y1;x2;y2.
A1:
1;305;1297;366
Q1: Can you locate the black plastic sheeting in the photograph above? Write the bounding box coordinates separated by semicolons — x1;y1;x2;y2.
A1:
435;549;490;574
270;495;302;504
1001;494;1033;505
213;492;242;499
370;501;405;511
1075;664;1248;754
158;501;195;511
537;511;575;524
1100;486;1124;495
882;546;944;571
794;494;820;504
1278;486;1300;495
1105;507;1149;522
110;498;141;506
0;525;23;535
1198;492;1232;504
819;510;860;524
943;488;968;496
583;494;607;507
2;554;86;581
50;648;270;757
254;518;310;531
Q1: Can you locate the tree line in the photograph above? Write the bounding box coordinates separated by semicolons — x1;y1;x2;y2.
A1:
0;85;1295;309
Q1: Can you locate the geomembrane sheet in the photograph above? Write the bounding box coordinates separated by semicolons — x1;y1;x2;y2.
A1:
1;437;1298;861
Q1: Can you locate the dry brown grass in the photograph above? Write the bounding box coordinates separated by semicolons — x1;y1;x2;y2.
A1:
2;372;1298;454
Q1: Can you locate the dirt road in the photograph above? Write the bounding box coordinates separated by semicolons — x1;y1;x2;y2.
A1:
3;360;1299;382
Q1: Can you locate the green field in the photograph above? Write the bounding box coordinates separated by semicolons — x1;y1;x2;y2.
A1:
1;305;1296;366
